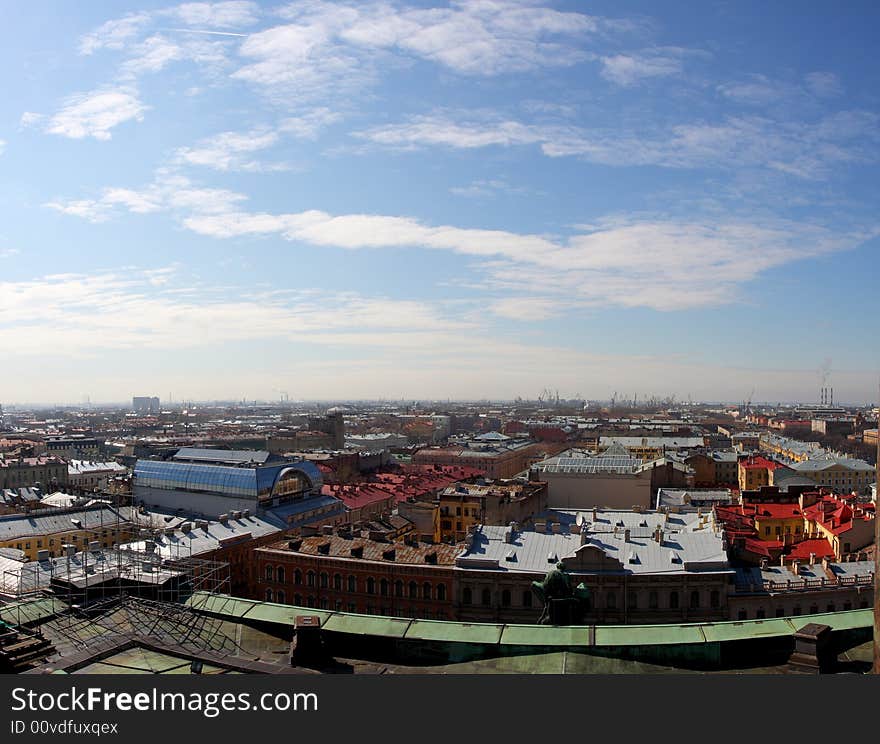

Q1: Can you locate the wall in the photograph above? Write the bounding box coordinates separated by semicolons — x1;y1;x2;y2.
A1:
537;470;652;510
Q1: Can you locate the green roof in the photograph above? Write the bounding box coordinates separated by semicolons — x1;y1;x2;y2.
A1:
405;619;504;644
186;592;873;649
323;613;412;638
0;597;68;626
499;624;590;647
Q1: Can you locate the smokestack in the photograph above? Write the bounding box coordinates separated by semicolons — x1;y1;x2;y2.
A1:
830;387;833;406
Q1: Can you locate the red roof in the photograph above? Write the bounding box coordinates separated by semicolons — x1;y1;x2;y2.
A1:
787;539;835;561
750;503;802;519
739;456;785;471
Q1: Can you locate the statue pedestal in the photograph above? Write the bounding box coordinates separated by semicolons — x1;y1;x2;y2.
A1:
548;598;584;626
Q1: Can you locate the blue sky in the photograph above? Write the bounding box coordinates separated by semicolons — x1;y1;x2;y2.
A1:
1;1;878;405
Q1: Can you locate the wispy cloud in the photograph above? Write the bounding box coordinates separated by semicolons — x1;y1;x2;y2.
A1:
36;87;148;141
176;128;281;171
48;167;871;313
356;108;880;179
449;179;527;198
599;46;703;86
159;2;260;29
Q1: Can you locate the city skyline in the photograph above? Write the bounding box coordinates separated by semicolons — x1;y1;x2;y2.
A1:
2;1;879;404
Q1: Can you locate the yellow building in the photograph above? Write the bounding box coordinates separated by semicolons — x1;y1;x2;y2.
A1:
751;502;804;541
0;506;134;561
791;458;875;492
737;456;786;492
438;490;483;543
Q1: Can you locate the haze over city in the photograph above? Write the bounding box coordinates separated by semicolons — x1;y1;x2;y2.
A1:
1;1;878;404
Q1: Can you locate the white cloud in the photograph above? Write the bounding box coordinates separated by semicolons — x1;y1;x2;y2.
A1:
162;2;261;28
176;128;280;171
278;108;342;138
78;13;152;54
0;139;5;156
0;268;472;359
0;248;19;259
45;88;147;140
357;109;879;179
19;112;45;129
716;74;788;105
120;35;184;76
44;199;111;223
599;48;690;86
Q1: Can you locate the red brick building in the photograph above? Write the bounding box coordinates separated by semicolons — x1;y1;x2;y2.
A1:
254;530;461;619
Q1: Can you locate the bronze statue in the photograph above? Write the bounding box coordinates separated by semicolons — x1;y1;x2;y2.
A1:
531;562;592;625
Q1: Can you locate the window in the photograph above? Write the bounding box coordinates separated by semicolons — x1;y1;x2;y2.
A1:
522;591;532;608
648;591;658;609
294;594;302;605
277;567;285;584
265;588;273;602
627;591;637;610
333;573;342;591
320;598;329;609
347;575;356;593
366;577;376;595
423;582;432;601
277;590;285;604
409;581;418;599
844;602;852;611
738;610;747;620
348;603;356;613
776;608;785;617
502;589;511;607
809;605;818;614
826;604;835;613
437;584;446;601
793;606;802;615
710;590;720;608
320;572;328;589
463;587;472;605
775;526;781;536
690;591;700;609
481;588;491;606
294;569;303;585
395;580;404;598
307;570;316;588
669;591;679;609
265;565;274;582
380;579;389;597
307;596;316;608
335;600;343;611
756;608;765;619
764;527;770;536
606;592;616;609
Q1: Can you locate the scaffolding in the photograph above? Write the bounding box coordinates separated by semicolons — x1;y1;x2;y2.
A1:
0;507;246;663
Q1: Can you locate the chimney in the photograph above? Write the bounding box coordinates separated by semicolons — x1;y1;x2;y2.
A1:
760;558;768;570
654;527;663;544
809;552;816;566
218;513;229;525
322;525;333;535
591;507;597;522
580;523;590;545
791;560;800;575
780;554;786;566
624;528;631;543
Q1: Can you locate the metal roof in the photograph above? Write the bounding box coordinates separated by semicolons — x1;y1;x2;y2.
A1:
0;505;131;542
457;523;729;576
173;447;274;464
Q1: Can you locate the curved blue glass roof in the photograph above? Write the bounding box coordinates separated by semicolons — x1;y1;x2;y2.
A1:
134;458;323;499
278;460;323;493
134;460;261;497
